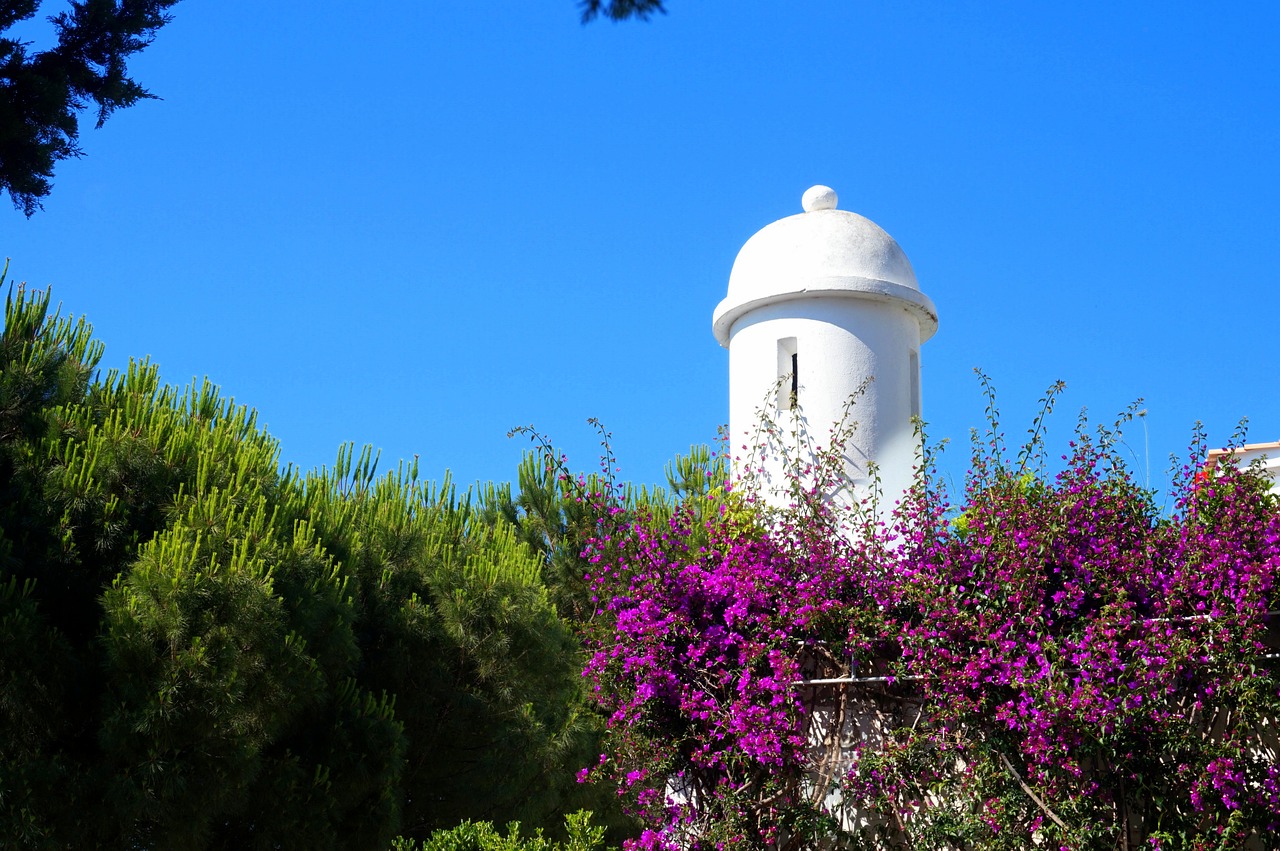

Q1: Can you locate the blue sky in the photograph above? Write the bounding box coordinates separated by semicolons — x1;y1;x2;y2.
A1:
6;2;1279;500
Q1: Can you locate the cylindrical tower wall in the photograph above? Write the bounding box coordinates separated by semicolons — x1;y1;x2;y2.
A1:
726;297;922;511
713;186;936;517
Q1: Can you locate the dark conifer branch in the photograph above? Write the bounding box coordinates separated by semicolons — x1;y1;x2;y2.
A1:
0;0;178;215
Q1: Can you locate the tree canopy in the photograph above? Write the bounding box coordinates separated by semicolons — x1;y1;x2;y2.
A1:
0;278;623;847
0;0;181;215
579;1;666;23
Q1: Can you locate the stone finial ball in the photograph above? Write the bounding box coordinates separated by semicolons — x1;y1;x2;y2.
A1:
801;185;838;212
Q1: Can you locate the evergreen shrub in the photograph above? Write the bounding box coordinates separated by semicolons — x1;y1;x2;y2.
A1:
0;281;603;848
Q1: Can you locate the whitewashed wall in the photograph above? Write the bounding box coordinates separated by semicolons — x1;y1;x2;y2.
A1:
713;187;937;514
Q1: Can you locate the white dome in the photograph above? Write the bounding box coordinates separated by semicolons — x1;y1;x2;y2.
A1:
712;187;937;347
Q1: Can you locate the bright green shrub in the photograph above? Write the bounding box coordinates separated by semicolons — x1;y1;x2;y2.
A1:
0;282;599;848
394;810;612;851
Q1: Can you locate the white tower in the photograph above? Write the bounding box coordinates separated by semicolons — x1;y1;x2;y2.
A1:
712;185;938;512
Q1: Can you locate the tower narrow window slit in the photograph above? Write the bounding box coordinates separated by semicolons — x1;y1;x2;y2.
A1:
791;352;799;410
776;337;798;412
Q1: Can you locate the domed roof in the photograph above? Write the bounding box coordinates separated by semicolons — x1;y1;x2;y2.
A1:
712;186;937;346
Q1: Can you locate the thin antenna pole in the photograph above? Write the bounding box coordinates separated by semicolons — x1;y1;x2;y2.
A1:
1140;409;1149;490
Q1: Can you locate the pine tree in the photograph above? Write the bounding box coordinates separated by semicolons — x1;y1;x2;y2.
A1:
0;279;598;847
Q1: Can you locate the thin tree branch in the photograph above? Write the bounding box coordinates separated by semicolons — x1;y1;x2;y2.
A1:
998;751;1067;833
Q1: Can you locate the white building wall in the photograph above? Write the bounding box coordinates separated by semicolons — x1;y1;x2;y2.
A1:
726;297;922;512
714;186;935;516
1206;442;1280;494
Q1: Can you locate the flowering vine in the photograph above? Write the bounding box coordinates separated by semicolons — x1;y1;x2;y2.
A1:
578;379;1280;849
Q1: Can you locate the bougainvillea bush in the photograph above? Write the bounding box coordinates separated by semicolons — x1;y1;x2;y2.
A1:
580;488;885;850
582;386;1280;850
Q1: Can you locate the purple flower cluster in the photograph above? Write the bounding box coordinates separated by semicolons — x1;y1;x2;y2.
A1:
583;411;1280;849
582;490;884;849
866;428;1280;848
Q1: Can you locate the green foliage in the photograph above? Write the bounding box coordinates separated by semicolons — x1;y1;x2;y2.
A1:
501;423;727;626
579;0;666;23
0;280;602;847
394;810;612;851
489;427;728;844
285;451;597;838
1;0;182;215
